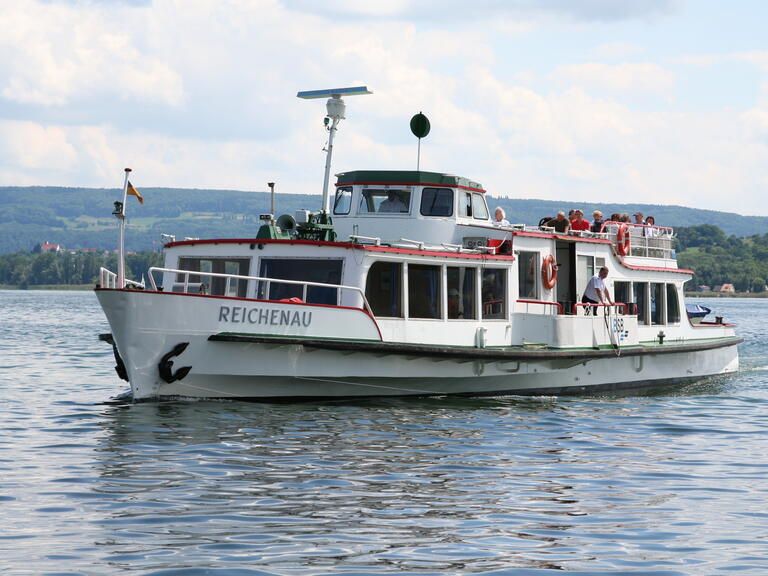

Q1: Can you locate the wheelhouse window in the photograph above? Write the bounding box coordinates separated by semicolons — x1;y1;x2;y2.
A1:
366;262;402;318
482;269;506;319
518;252;538;299
472;193;489;220
463;192;490;220
333;186;352;215
258;259;342;305
447;266;476;319
651;282;664;325
420;188;454;217
359;188;411;214
463;193;472;217
176;257;250;297
634;282;648;325
408;264;441;319
666;284;680;324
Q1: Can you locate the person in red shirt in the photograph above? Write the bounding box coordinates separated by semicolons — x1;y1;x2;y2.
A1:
570;209;591;231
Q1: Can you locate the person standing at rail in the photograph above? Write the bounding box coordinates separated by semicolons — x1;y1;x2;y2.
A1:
582;266;612;315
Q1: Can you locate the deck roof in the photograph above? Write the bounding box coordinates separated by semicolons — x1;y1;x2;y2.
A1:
335;170;484;192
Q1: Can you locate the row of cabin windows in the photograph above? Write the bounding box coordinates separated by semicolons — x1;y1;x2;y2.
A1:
614;281;681;326
175;257;682;326
366;262;507;320
176;257;342;304
333;186;489;219
516;250;682;324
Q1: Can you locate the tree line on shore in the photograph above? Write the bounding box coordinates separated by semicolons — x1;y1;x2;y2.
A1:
0;250;163;288
675;225;768;292
0;224;766;291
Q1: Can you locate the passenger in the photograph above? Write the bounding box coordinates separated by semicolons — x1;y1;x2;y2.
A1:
448;288;462;318
379;191;407;213
609;212;621;223
633;212;644;225
644;215;657;237
493;207;510;226
570;209;590;231
546;211;570;234
619;213;630;223
582;266;612;315
591;210;605;233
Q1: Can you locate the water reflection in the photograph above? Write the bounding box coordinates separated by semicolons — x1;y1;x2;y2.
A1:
92;400;609;573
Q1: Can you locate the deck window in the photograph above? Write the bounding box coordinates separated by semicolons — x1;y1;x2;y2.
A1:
420;188;454;217
258;258;342;304
614;281;631;313
634;282;649;325
651;283;664;325
447;267;477;319
408;264;441;319
176;257;250;297
359;188;411;214
518;252;538;299
333;186;353;215
666;284;680;324
366;262;402;318
482;269;506;319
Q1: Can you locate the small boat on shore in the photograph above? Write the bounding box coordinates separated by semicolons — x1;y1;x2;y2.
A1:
95;87;740;400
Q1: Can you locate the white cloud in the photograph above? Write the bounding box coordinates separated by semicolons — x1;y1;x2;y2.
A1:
0;1;184;107
0;0;766;217
553;62;675;95
281;0;679;22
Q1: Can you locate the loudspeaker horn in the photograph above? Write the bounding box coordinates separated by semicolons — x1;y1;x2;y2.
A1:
277;213;297;231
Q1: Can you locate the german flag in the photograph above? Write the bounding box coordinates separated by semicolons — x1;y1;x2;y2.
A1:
127;181;144;204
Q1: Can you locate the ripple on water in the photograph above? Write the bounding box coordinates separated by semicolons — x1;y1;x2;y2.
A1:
2;292;768;574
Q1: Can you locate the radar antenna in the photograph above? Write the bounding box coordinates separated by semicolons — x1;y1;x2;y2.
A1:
297;86;372;214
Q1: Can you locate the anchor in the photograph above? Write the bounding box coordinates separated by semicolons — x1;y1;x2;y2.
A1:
99;333;129;382
112;341;129;382
158;342;192;383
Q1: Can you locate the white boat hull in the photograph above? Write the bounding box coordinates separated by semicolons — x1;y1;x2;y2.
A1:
97;289;739;400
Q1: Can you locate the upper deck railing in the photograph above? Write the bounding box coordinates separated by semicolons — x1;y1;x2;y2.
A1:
502;221;675;259
601;221;675;259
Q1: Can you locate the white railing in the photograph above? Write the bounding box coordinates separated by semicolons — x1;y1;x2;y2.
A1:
602;221;675;259
99;267;145;289
147;267;375;317
100;267;117;288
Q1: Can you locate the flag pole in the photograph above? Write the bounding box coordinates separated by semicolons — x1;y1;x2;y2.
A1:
117;168;132;288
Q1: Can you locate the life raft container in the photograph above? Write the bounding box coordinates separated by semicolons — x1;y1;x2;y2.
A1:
616;223;631;256
541;254;558;290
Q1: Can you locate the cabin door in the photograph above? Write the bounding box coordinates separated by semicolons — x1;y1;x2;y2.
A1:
555;241;577;314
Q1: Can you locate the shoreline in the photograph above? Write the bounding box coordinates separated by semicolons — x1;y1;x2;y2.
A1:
0;284;94;291
685;291;768;298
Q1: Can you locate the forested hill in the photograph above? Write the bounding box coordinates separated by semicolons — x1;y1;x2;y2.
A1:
1;185;766;254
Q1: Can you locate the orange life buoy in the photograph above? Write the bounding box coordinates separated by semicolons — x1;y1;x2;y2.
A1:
616;223;631;256
541;254;557;290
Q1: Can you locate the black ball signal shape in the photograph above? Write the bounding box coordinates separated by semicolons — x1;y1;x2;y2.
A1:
410;112;431;139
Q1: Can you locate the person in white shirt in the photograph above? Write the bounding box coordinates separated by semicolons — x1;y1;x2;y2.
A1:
379;191;407;213
494;207;510;226
582;267;612;315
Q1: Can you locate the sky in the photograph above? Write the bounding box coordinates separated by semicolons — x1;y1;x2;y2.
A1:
1;0;767;214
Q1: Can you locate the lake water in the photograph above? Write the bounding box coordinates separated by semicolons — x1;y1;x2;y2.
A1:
1;291;767;575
